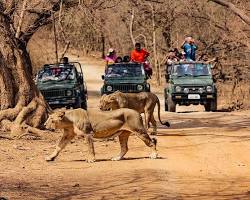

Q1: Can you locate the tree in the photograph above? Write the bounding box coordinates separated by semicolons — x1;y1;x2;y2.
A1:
0;0;81;136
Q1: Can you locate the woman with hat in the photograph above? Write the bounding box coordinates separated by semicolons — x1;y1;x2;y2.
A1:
105;48;117;66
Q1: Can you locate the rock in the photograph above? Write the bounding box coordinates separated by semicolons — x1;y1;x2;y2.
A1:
13;145;31;151
73;183;80;187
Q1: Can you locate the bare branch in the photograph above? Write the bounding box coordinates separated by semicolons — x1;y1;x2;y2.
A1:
15;0;27;39
20;0;80;44
209;0;250;26
129;9;135;46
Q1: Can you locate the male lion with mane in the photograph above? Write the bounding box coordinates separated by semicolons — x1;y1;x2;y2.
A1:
45;108;157;162
99;91;170;135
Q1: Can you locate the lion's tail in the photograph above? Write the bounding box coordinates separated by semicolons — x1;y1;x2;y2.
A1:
156;97;170;127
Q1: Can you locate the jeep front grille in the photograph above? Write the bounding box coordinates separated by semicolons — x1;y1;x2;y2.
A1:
183;86;205;93
41;90;66;97
112;84;138;92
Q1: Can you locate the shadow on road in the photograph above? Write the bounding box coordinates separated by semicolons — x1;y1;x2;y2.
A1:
159;117;249;131
2;170;250;200
87;90;101;97
71;156;165;163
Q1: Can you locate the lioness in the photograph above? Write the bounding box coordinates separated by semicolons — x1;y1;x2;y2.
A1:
99;91;170;134
45;108;157;162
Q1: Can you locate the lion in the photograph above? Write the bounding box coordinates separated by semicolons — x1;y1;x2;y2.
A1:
99;91;170;135
45;108;157;162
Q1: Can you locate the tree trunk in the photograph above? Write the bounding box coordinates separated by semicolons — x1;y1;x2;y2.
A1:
0;12;48;136
129;9;136;46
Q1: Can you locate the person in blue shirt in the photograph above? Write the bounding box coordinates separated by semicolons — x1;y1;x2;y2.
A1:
181;37;198;61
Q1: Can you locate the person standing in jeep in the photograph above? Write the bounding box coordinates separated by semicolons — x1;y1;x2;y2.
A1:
131;43;152;77
131;43;150;63
181;37;198;61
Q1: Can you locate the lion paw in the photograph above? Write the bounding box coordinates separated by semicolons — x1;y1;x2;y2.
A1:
111;156;122;161
45;156;55;162
86;157;95;163
150;131;157;135
149;152;158;159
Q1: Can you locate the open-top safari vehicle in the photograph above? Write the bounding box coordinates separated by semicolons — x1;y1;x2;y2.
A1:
101;62;150;95
35;62;87;109
164;61;217;112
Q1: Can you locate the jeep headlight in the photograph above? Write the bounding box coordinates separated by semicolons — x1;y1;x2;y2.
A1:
206;86;213;93
137;85;143;91
199;87;204;94
106;85;112;92
66;90;72;96
184;88;189;94
175;86;182;93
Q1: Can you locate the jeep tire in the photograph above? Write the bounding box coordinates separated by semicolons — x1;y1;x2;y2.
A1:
81;100;87;110
73;98;81;109
205;99;217;112
167;94;176;112
165;102;168;111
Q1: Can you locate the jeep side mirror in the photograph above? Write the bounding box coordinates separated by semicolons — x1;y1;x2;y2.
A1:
101;75;105;80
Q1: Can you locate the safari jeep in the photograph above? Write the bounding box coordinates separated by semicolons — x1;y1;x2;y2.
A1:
164;61;217;112
35;62;87;109
101;63;150;95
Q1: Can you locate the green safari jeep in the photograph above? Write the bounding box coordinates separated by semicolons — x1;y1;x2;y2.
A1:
35;62;87;109
164;62;217;112
101;63;150;95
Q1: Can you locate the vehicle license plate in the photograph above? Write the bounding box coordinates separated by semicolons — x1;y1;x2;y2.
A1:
188;94;200;99
48;101;59;104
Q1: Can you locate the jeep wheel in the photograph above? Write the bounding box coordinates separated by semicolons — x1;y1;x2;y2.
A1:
205;99;217;112
81;101;87;110
73;98;81;109
165;102;168;111
210;99;217;112
204;104;210;111
167;95;176;112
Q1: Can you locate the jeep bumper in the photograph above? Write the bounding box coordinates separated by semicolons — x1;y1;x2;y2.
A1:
169;93;216;105
101;84;150;95
46;97;78;107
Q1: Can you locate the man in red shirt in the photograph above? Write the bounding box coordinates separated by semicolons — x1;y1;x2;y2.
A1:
131;43;152;78
131;43;150;63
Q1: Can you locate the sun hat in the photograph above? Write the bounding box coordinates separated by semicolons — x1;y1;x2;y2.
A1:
108;48;115;53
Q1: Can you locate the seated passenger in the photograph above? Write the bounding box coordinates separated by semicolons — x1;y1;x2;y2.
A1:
123;55;130;62
176;65;185;76
166;49;178;65
173;48;182;59
179;51;186;62
61;56;69;64
143;59;152;78
115;56;123;63
106;67;121;77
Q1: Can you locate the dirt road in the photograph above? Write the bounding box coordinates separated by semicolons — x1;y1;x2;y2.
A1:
1;57;250;200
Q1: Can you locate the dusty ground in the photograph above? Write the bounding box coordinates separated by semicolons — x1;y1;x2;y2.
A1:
0;56;250;200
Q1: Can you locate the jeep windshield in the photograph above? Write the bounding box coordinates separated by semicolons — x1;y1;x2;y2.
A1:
171;63;211;77
105;63;144;78
37;65;76;82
